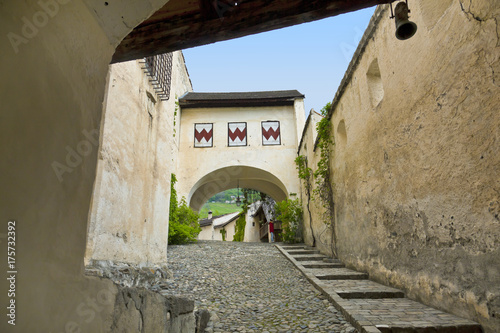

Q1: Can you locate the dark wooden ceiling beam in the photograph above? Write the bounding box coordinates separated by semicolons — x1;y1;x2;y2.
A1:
112;0;393;63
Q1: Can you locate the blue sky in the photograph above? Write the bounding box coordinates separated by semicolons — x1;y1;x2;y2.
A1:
183;7;375;114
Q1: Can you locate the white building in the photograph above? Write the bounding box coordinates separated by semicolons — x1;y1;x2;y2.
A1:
198;211;240;241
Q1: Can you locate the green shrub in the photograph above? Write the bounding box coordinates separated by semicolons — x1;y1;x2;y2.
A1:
168;174;201;245
275;198;303;244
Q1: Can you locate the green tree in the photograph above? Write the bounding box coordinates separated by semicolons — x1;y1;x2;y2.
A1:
275;198;303;244
168;174;201;245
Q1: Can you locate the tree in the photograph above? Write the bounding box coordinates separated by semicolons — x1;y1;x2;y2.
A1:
275;198;303;244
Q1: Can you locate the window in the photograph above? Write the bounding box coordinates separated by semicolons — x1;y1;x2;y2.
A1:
228;122;247;147
194;123;213;148
262;121;281;146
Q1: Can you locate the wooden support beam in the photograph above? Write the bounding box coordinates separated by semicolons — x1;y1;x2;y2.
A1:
112;0;393;63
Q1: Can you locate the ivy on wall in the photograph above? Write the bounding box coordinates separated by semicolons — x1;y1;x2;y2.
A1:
296;102;337;256
232;189;250;242
295;155;315;247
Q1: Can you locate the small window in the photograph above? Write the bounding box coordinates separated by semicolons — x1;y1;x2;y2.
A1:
228;122;247;147
262;121;281;146
366;59;384;108
337;119;347;144
194;123;213;148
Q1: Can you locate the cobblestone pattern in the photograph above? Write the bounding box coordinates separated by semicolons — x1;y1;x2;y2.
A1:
160;241;358;333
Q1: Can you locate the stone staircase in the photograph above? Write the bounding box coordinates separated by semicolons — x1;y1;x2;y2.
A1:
277;244;483;333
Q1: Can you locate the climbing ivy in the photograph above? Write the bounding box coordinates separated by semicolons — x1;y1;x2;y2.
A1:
296;102;337;255
313;102;335;226
295;155;315;247
220;228;226;241
314;102;337;256
232;189;249;242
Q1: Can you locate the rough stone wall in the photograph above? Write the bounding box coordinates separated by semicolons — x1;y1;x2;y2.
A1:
110;287;196;333
299;1;500;331
85;51;192;265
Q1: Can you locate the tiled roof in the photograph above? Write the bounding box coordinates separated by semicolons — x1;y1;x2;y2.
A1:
179;90;304;108
198;212;240;228
213;212;240;229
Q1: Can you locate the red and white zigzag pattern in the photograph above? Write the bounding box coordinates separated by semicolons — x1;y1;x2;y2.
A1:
262;121;280;145
228;123;246;146
194;124;213;147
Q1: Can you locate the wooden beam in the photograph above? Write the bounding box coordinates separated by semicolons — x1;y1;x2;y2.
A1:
112;0;393;63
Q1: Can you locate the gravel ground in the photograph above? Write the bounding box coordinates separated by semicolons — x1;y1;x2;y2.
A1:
161;241;357;333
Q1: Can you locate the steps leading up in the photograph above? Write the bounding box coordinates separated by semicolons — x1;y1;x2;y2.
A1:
287;250;320;255
276;244;482;333
302;262;345;269
321;279;405;299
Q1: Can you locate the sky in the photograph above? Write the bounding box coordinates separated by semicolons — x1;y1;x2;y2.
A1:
182;6;376;114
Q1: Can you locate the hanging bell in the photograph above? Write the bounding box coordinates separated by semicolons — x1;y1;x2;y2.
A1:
394;1;417;40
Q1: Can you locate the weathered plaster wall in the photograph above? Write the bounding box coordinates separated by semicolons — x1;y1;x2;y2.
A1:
85;52;192;264
177;103;303;211
198;225;214;240
299;112;336;256
0;0;178;331
244;213;262;242
299;1;500;331
214;221;237;242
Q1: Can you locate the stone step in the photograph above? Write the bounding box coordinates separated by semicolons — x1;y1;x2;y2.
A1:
313;268;369;280
287;250;320;255
302;262;345;269
293;255;326;262
280;246;305;250
275;244;483;333
342;298;482;333
323;258;340;263
320;279;405;299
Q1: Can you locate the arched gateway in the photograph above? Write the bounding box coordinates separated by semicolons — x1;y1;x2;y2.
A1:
177;91;305;210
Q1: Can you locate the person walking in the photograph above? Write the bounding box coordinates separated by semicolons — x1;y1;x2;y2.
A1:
269;219;275;243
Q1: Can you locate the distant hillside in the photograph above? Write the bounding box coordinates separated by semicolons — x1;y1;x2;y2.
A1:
199;202;242;219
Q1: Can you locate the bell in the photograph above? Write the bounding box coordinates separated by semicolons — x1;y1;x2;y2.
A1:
394;1;417;40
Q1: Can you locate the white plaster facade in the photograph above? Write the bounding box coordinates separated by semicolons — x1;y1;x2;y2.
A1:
85;51;192;264
177;93;305;211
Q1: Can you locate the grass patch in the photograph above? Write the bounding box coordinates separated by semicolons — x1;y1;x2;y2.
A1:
199;202;242;219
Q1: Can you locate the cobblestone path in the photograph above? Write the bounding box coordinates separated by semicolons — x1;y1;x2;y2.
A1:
161;241;357;333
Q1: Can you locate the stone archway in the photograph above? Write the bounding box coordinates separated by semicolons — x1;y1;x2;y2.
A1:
187;165;289;212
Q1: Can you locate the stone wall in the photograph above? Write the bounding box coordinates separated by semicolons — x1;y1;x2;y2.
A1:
299;111;334;254
85;52;192;264
299;1;499;332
